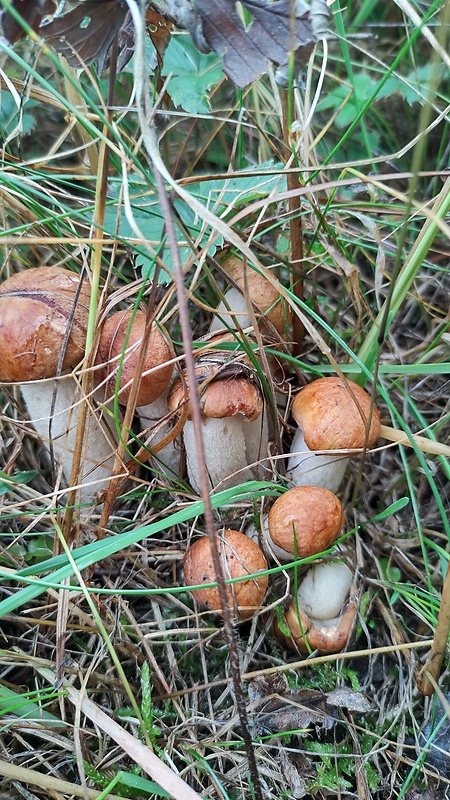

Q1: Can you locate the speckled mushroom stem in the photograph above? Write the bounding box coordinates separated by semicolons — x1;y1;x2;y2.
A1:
22;378;121;505
168;360;268;493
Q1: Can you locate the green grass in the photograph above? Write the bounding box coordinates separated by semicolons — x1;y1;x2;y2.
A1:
0;0;449;796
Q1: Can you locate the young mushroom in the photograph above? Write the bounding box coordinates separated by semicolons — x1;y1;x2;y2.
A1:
286;377;381;494
96;308;179;476
274;561;357;654
184;528;269;621
265;485;344;562
167;359;268;492
0;266;120;503
209;255;291;338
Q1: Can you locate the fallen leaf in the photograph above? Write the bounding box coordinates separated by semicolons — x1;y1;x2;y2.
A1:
1;0;56;44
326;687;372;713
167;0;329;87
146;7;173;69
39;0;128;72
248;675;372;736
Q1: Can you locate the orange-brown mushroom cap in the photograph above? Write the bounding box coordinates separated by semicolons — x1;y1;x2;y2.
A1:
267;485;344;558
220;255;291;336
97;309;173;406
168;368;263;422
0;267;91;381
184;529;268;621
281;599;357;654
292;377;380;451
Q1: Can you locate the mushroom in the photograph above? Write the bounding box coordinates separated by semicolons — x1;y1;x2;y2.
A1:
96;308;179;476
274;561;357;654
184;528;269;620
0;266;120;503
209;255;291;337
167;360;268;492
286;377;381;494
97;309;173;408
265;485;344;562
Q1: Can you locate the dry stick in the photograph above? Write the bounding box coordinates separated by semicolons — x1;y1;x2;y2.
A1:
281;89;304;353
379;424;450;458
417;566;450;696
0;760;124;800
125;6;263;797
151;166;264;800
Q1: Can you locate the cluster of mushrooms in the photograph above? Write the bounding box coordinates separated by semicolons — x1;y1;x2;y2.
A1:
0;258;381;655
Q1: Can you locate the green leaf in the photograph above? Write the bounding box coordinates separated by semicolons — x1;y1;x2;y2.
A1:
24;535;54;565
380;64;447;106
187;165;286;216
371;497;410;522
0;91;38;138
102;195;170;281
162;35;224;114
117;771;172;798
317;72;382;126
0;470;38;497
100;164;285;281
0;685;65;727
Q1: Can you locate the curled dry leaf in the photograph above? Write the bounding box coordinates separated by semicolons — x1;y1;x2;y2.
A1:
39;0;128;71
3;0;328;88
1;0;56;44
167;0;330;87
248;674;371;736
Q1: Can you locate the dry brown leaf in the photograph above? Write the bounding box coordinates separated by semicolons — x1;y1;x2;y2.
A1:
167;0;329;87
248;675;372;736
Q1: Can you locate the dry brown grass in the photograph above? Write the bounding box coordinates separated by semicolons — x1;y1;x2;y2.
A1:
1;2;450;798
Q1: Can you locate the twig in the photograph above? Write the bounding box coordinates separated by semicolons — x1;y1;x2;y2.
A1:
281;89;304;353
379;424;450;457
0;760;124;800
125;3;263;797
417;567;450;696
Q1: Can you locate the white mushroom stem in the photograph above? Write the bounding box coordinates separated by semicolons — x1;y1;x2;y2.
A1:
182;416;258;493
297;561;353;620
281;561;357;654
242;412;269;476
246;515;294;563
21;377;121;505
209;287;254;332
286;428;349;494
137;387;181;478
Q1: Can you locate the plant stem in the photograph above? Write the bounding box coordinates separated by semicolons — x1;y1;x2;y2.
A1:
125;4;263;796
417;565;450;696
379;424;450;458
281;88;304;354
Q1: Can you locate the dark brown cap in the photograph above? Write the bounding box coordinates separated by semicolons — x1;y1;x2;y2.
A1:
168;367;263;422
